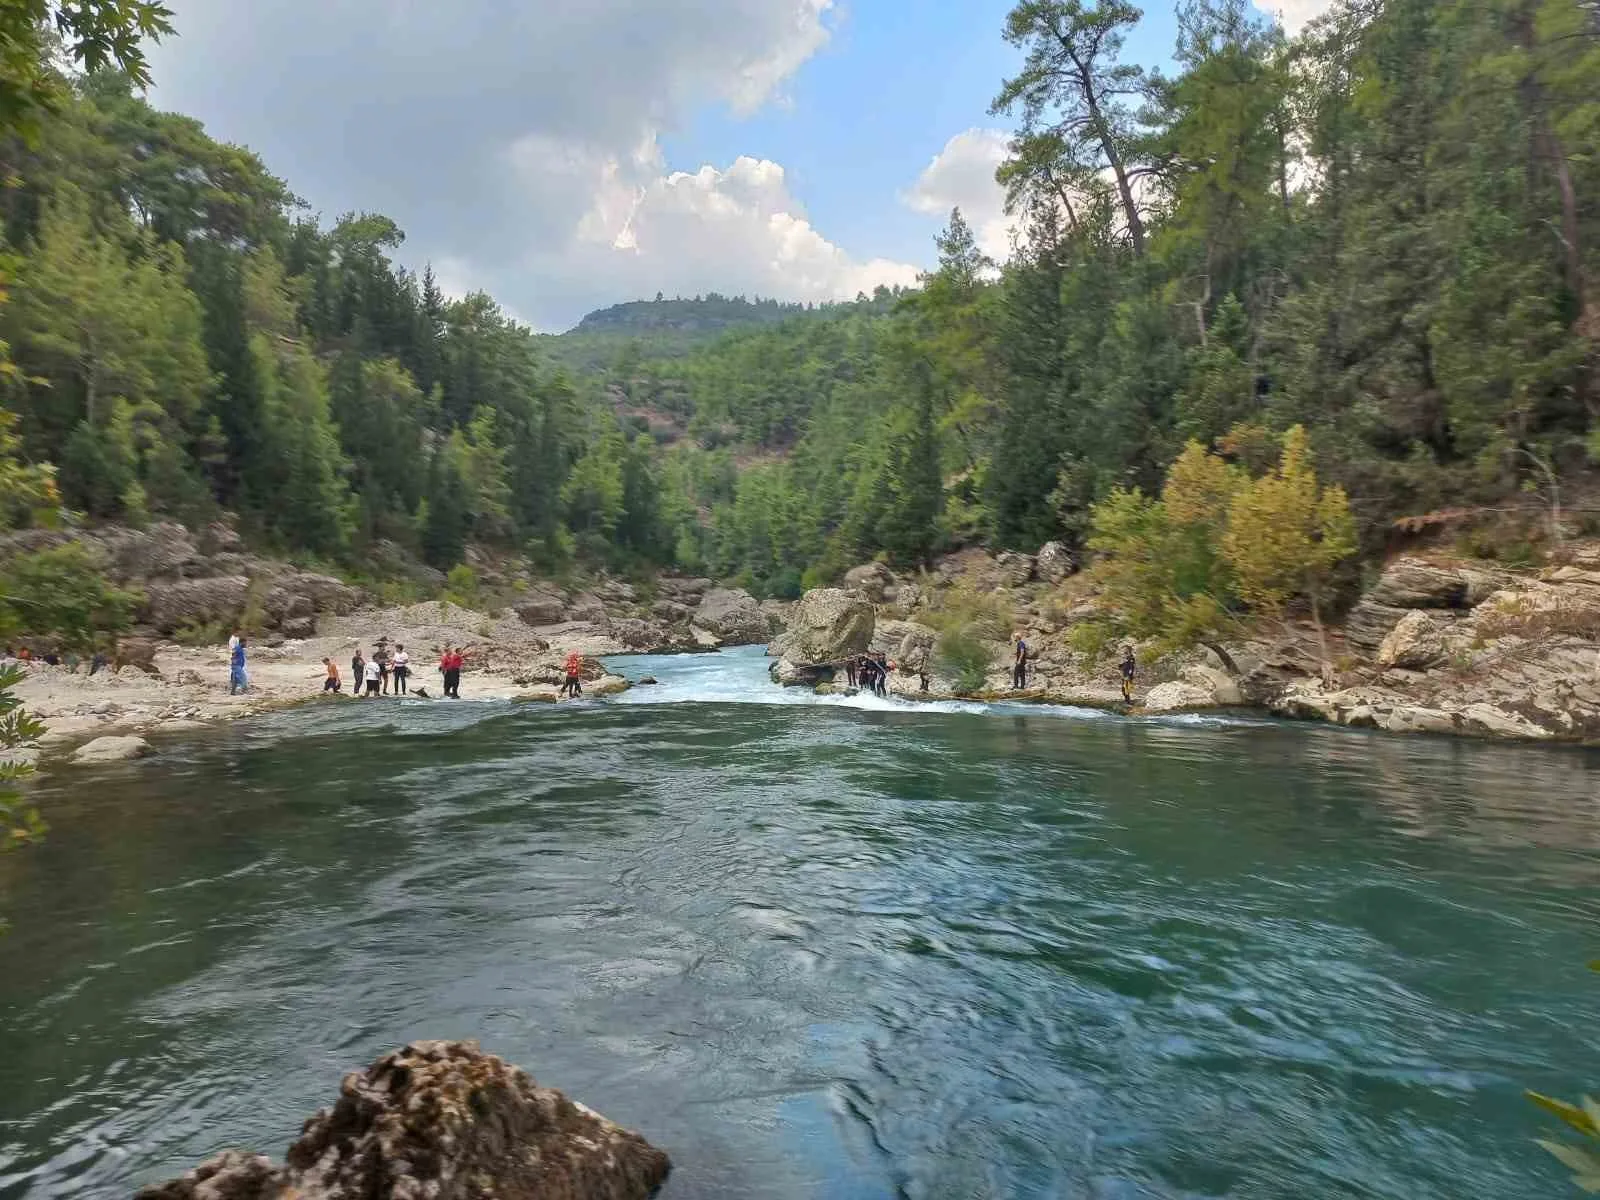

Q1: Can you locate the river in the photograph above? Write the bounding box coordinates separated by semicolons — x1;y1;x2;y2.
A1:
0;646;1596;1198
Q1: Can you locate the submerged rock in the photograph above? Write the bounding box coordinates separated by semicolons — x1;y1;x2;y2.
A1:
72;735;153;764
137;1040;670;1200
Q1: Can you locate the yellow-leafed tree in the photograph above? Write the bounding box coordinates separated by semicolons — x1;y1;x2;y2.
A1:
1222;426;1357;670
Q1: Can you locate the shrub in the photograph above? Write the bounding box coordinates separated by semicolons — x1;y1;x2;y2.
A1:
173;618;229;648
1527;962;1600;1191
443;564;481;608
0;543;141;653
935;623;993;693
921;581;1012;642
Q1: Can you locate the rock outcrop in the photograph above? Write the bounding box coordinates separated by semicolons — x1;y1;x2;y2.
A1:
843;561;897;604
692;587;769;645
768;588;875;664
137;1040;670;1200
1035;541;1075;584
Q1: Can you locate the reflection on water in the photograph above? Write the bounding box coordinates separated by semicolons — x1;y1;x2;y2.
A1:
0;647;1596;1198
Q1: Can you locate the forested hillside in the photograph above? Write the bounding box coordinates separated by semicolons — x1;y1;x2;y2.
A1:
0;0;1596;611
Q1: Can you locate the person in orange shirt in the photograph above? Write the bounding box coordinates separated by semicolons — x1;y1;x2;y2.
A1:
561;651;583;699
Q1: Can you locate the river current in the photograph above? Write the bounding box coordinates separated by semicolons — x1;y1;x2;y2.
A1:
0;646;1596;1198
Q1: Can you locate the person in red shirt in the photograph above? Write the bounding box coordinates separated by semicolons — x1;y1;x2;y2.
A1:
561;651;583;699
439;647;463;699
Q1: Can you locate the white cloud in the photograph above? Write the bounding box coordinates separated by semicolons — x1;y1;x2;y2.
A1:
1253;0;1336;34
902;129;1015;262
148;0;912;329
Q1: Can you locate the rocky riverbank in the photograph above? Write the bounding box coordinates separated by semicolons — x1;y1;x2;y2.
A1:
767;542;1600;745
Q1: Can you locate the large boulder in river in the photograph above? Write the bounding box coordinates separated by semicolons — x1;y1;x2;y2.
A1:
769;588;875;664
136;1040;670;1200
843;561;897;604
72;736;153;765
693;588;769;645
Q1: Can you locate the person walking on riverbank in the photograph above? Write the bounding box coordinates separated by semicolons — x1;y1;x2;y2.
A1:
1013;634;1029;691
322;658;341;694
561;651;583;699
229;638;248;695
1119;645;1137;703
439;647;462;699
392;644;409;696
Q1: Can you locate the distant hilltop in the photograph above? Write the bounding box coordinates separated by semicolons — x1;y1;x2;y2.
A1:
569;295;810;336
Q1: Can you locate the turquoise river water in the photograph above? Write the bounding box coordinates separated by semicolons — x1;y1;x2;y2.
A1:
0;645;1596;1197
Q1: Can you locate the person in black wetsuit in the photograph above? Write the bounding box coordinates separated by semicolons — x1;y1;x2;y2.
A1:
1013;634;1029;690
1119;645;1137;702
845;654;859;689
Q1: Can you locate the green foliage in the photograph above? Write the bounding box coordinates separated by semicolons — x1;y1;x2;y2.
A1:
442;563;480;608
934;623;994;693
0;662;47;906
1527;963;1600;1193
0;542;140;651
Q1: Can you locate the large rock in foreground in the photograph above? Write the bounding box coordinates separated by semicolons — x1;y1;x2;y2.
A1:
769;588;875;664
72;735;153;765
137;1040;670;1200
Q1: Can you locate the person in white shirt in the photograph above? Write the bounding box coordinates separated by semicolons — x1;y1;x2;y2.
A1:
391;644;410;696
363;655;381;697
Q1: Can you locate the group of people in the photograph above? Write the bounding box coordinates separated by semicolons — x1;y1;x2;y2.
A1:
320;641;433;697
4;646;110;674
844;651;892;697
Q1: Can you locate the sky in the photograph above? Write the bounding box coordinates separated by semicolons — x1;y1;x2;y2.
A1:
146;0;1332;332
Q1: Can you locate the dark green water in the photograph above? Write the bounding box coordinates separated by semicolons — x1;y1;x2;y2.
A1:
0;647;1597;1198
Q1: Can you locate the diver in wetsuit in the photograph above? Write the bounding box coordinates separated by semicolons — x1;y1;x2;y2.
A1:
1119;645;1137;703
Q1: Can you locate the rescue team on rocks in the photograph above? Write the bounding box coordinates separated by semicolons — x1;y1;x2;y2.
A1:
8;519;1600;767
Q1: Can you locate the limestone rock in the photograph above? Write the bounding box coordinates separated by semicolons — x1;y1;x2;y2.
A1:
772;656;833;688
843;561;897;604
1181;664;1244;706
99;521;201;580
1141;680;1217;713
514;592;568;626
759;598;792;634
142;576;251;635
1458;702;1554;741
691;626;722;648
1377;610;1448;669
651;599;693;623
996;551;1036;588
1036;541;1075;584
567;593;610;624
693;588;769;645
137;1040;670;1200
72;736;152;764
1381;706;1458;736
1366;558;1471;609
114;637;162;675
266;573;362;621
1343;599;1412;653
768;588;875;664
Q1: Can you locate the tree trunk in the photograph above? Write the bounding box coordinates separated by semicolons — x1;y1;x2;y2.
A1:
1062;43;1145;254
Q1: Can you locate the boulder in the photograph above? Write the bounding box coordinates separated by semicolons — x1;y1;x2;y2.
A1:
691;626;722;648
772;656;833;687
768;588;875;665
567;593;611;624
280;616;318;640
1036;541;1075;584
514;592;568;626
1366;558;1471;609
651;599;693;623
843;561;897;604
1141;680;1217;713
72;736;152;765
269;573;362;618
1381;706;1459;736
659;576;713;600
759;598;792;634
611;618;665;651
142;576;251;634
1181;664;1244;706
136;1040;670;1200
1377;610;1448;669
693;588;769;645
113;637;161;675
996;551;1036;588
1458;702;1554;741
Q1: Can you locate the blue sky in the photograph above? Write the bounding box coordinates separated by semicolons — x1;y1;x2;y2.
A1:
148;0;1308;330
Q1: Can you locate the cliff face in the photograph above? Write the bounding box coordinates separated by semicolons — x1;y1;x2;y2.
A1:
137;1040;670;1200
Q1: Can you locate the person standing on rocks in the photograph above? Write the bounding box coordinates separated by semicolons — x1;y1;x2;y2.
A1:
561;651;583;699
363;653;382;697
392;644;410;696
374;641;392;695
845;655;859;690
1013;633;1029;691
352;648;366;692
322;658;342;694
229;637;248;695
439;647;462;699
1119;645;1137;703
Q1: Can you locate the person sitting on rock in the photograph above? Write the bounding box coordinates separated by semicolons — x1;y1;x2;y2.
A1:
323;658;341;694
